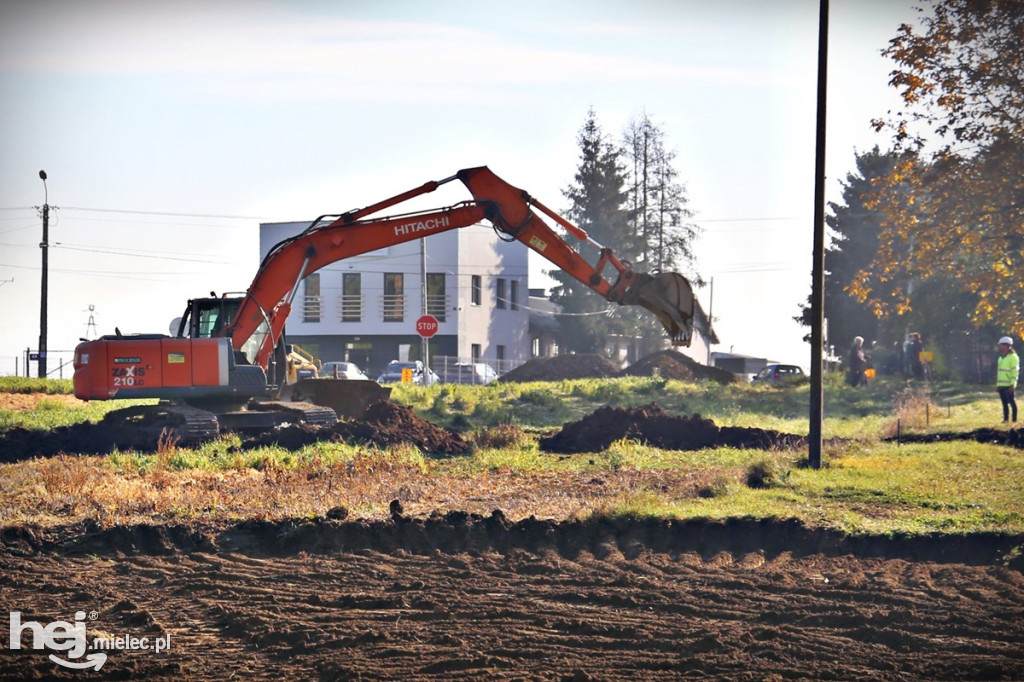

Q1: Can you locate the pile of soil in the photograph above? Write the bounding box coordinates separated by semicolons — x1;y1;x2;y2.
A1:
0;422;160;463
619;349;737;384
0;400;471;462
237;400;471;456
499;350;737;385
540;403;806;453
498;354;620;382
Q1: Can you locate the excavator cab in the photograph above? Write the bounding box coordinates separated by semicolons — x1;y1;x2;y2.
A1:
176;296;242;340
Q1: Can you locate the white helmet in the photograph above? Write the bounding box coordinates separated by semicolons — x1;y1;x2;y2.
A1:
999;336;1013;346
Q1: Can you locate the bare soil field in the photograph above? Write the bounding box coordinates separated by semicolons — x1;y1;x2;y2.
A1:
2;517;1023;681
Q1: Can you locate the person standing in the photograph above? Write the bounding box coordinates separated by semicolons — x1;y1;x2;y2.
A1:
848;336;867;387
996;336;1019;423
909;332;926;379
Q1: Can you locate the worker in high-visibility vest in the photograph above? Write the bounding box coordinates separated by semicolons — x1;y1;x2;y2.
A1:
996;336;1019;423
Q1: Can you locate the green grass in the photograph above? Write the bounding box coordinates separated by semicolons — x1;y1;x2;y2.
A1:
0;377;73;395
0;398;156;431
4;375;1021;535
615;441;1023;536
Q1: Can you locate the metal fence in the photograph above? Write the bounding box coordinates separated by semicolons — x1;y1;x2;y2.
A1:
430;355;520;384
0;350;76;379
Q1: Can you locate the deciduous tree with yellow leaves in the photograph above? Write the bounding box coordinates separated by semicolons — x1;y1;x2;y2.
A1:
851;0;1023;337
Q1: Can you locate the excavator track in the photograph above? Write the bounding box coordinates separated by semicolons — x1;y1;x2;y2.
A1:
99;400;340;450
99;403;221;448
246;401;339;427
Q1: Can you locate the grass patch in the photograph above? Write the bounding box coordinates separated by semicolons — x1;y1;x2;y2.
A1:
2;375;1021;535
0;377;73;395
598;440;1024;535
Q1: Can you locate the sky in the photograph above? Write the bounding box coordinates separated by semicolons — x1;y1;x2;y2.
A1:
0;0;919;376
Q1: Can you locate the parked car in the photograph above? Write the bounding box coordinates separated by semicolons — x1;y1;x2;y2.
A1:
752;364;805;385
438;362;498;385
319;361;369;381
377;360;439;385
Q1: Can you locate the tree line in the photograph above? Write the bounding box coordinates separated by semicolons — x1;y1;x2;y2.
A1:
800;0;1022;382
553;0;1021;383
548;108;702;359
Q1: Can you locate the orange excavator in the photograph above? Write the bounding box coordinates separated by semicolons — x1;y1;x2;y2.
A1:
73;167;696;443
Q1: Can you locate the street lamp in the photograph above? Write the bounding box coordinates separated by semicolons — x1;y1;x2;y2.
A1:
38;170;49;378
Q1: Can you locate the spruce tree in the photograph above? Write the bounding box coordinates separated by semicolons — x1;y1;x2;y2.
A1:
549;109;632;355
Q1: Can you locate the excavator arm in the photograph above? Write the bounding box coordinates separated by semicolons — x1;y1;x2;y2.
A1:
72;165;696;421
225;166;695;369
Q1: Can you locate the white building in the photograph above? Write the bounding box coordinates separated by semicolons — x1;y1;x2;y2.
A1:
260;221;530;377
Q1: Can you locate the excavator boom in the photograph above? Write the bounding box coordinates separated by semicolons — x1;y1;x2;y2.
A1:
225;166;696;366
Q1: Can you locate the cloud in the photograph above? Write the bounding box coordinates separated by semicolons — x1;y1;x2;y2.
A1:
1;0;790;104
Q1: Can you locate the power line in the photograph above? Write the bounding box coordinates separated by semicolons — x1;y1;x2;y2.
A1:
700;216;806;223
0;261;200;278
53;243;230;264
60;205;261;220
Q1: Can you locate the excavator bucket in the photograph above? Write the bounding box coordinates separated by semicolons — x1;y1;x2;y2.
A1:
622;272;696;346
289;379;393;419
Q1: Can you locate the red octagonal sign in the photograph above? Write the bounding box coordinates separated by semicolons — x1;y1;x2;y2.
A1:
416;314;439;338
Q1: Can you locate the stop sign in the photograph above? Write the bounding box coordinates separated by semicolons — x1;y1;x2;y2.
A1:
416;314;439;338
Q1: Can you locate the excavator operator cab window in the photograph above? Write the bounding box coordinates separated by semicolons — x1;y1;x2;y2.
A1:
184;298;242;339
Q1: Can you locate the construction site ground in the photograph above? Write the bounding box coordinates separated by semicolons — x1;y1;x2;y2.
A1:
2;355;1023;680
2;517;1022;681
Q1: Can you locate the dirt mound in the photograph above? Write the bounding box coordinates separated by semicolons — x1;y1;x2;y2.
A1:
620;349;737;384
0;422;163;463
0;400;470;462
499;354;620;382
500;351;737;384
237;400;471;456
540;403;805;453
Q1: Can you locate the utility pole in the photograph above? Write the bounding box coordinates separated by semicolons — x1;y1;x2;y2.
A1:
706;276;714;365
420;237;430;381
38;170;50;379
808;0;829;469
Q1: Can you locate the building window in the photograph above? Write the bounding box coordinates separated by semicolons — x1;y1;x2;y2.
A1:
383;273;404;322
341;272;361;322
471;275;481;306
497;345;506;362
496;278;506;309
426;273;446;322
303;273;321;323
510;280;519;311
471;344;481;362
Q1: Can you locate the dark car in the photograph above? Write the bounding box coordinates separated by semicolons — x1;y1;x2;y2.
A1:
752;364;805;385
377;360;439;386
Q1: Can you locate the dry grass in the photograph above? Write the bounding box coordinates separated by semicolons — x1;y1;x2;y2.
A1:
0;443;730;529
2;378;1022;535
882;385;938;438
